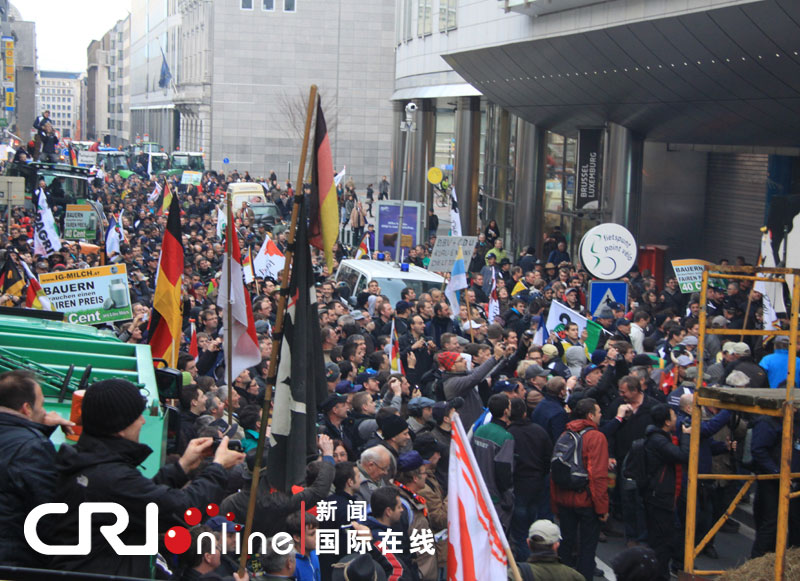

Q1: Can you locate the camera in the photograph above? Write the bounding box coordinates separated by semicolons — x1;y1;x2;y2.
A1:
405;102;418;113
211;438;244;453
524;329;535;338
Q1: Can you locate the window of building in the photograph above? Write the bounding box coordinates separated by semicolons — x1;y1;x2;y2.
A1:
439;0;457;32
283;0;295;12
403;0;413;41
417;0;432;36
262;0;274;10
241;0;253;9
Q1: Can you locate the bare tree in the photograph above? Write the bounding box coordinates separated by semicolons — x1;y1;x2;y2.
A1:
277;87;338;141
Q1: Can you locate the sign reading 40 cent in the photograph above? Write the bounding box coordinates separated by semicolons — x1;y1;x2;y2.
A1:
579;223;637;280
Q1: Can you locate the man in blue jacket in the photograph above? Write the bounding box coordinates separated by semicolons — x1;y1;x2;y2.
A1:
759;335;800;388
0;370;74;567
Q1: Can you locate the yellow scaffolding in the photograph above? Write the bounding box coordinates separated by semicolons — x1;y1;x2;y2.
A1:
684;265;800;579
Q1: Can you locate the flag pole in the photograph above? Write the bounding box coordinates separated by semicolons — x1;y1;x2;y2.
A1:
464;290;475;343
238;84;318;577
226;192;234;426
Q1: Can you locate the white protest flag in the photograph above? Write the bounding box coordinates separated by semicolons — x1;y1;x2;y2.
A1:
33;189;61;257
758;231;787;319
450;185;462;237
216;206;227;240
253;236;286;280
148;182;162;203
448;413;509;580
147;153;153;177
105;214;122;257
546;300;607;352
334;165;346;187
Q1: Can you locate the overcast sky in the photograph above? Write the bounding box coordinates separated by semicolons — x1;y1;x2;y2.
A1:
16;0;131;72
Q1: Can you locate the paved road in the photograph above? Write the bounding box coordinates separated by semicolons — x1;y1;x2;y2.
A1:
593;491;757;579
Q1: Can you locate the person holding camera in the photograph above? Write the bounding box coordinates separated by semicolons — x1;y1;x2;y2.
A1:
45;379;245;578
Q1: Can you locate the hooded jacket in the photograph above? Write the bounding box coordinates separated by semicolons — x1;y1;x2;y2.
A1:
46;433;229;577
641;424;689;510
550;418;609;516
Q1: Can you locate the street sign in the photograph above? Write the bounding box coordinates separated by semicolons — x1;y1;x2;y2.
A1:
374;200;424;256
427;167;443;185
588;281;628;316
428;236;478;272
4;87;14;112
78;151;97;166
671;259;714;294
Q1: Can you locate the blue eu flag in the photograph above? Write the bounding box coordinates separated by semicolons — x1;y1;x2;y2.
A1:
158;49;172;89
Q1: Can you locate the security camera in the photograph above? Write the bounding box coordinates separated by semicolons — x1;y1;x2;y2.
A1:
405;102;418;113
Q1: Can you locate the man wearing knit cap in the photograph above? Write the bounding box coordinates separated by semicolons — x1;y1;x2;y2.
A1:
46;379;245;578
369;413;411;458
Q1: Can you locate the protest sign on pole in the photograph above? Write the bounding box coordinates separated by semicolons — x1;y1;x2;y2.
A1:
64;204;98;240
671;259;714;294
428;235;478;272
180;171;202;186
39;264;133;325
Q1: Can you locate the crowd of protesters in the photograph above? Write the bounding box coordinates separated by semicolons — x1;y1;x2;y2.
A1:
1;129;800;581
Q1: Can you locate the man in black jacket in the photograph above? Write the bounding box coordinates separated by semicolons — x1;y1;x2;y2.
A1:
507;398;553;560
44;379;245;578
642;403;691;580
0;370;74;567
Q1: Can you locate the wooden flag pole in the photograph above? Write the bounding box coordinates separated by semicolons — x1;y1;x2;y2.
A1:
238;84;318;577
464;288;475;343
226;192;234;426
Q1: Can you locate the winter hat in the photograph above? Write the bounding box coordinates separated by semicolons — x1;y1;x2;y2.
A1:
610;546;659;581
378;414;409;440
82;379;146;437
438;351;461;372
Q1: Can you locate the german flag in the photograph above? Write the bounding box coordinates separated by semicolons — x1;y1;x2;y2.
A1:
0;257;25;307
158;181;173;216
309;98;339;271
147;191;184;368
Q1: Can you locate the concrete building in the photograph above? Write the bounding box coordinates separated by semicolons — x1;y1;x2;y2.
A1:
129;0;180;150
87;16;131;146
1;2;37;138
175;0;396;186
393;0;800;265
36;71;82;139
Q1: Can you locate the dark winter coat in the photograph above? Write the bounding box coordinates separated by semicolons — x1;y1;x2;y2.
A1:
641;425;689;510
0;412;59;567
46;433;229;577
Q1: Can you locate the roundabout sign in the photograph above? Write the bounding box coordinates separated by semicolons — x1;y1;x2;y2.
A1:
579;223;637;280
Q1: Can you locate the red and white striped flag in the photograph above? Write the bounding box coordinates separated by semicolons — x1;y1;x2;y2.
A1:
217;224;261;380
448;413;509;580
389;317;404;374
188;318;199;361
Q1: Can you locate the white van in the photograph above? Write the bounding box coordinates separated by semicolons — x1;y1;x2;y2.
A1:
335;259;445;305
226;183;268;212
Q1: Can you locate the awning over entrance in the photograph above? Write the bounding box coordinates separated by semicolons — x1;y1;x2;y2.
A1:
443;0;800;146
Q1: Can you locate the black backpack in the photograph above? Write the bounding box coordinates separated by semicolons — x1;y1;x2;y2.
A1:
551;427;595;491
622;436;651;492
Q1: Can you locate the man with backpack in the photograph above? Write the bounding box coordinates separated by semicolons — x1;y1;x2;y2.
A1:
551;397;609;581
639;403;691;580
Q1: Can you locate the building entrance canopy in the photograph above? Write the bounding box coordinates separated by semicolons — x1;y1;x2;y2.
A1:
444;0;800;146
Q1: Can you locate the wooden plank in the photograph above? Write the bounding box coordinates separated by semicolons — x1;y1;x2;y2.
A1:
697;386;800;409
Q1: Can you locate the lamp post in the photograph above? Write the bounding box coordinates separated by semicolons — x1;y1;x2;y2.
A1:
395;102;417;264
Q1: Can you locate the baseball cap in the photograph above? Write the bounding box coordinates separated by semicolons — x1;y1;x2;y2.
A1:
676;354;694;367
355;370;378;385
580;364;601;380
320;393;347;413
432;397;463;423
610;302;625;311
397;451;429;472
528;520;562;544
325;362;341;382
414;432;446;459
732;342;751;356
680;335;698;347
206;515;242;532
492;379;518;394
541;344;559;358
407;396;436;413
615;318;631;327
351;311;365;321
524;364;549;380
722;341;737;354
335;380;362;394
595;307;614;319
